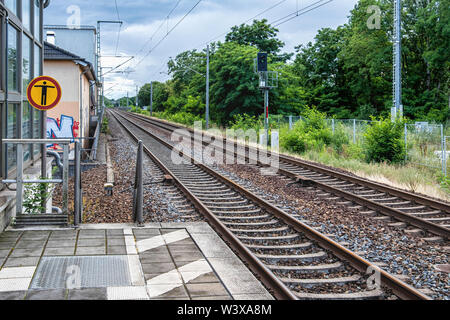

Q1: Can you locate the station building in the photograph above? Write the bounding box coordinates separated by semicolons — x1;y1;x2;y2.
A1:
0;0;49;230
44;41;97;156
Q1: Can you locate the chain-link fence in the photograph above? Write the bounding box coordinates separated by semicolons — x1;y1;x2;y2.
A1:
279;115;449;176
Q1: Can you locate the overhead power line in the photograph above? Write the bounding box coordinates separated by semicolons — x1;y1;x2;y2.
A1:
133;0;203;69
272;0;333;27
200;0;289;47
134;0;183;59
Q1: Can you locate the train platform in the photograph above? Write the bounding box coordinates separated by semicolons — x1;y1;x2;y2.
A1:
0;222;273;300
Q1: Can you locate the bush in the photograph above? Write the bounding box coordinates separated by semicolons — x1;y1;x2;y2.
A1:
280;107;336;153
330;125;349;154
229;114;262;132
364;117;405;164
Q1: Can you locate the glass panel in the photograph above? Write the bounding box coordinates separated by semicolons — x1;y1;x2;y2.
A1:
23;102;32;162
34;0;41;40
33;108;42;156
34;43;41;78
23;0;31;31
5;0;17;15
7;26;18;92
23;35;32;97
6;104;18;173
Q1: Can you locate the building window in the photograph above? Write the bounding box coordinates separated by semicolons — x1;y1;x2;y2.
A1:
23;102;32;162
33;107;42;156
23;0;31;32
34;0;41;40
23;35;32;97
7;25;19;92
5;0;18;15
34;43;41;78
6;103;18;174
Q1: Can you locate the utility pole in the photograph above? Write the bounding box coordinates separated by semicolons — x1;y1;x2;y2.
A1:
206;44;210;130
136;85;139;107
393;0;403;120
127;92;129;109
96;20;123;114
150;81;153;116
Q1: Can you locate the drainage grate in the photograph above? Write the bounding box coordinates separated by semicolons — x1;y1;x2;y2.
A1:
30;256;132;290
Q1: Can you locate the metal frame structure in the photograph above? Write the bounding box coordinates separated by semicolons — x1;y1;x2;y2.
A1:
1;138;70;216
0;0;46;183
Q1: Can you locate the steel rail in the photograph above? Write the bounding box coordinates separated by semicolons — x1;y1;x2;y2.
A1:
122;112;450;239
112;110;430;300
109;110;297;300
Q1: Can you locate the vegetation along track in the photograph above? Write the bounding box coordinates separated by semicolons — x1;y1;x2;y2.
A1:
109;109;429;300
121;111;450;242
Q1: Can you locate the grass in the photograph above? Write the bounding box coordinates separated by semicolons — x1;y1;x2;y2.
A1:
291;148;450;201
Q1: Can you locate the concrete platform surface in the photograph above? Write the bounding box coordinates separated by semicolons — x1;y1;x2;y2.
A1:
0;223;274;300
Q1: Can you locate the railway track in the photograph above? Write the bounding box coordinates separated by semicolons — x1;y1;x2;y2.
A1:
120;111;450;241
109;109;430;300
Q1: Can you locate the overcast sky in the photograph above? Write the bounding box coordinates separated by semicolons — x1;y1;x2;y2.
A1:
44;0;359;99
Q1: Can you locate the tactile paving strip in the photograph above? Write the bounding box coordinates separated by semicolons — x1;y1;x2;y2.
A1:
30;256;132;290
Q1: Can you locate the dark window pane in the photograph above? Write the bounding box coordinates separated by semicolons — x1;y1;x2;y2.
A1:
23;103;32;162
34;0;41;40
23;36;32;97
23;0;31;31
7;26;18;92
33;108;42;156
6;104;18;173
34;44;41;78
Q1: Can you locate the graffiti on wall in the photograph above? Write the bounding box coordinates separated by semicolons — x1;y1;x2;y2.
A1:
46;115;79;149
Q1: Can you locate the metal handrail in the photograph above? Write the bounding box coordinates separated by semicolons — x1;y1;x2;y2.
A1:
1;139;71;217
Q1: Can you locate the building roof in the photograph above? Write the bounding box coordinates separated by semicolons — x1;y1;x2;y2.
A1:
44;42;98;83
44;25;97;32
44;41;83;61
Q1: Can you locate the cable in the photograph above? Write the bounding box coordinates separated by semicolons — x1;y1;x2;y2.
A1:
133;0;203;70
134;0;183;59
114;0;122;56
272;0;333;27
198;0;289;48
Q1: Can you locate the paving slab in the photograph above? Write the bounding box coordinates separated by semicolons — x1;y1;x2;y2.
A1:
0;290;27;300
68;288;107;300
0;223;273;300
25;289;67;300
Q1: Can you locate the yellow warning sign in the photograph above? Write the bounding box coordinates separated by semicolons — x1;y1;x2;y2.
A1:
27;76;62;111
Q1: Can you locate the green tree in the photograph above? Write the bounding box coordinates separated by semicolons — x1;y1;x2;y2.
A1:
225;19;292;62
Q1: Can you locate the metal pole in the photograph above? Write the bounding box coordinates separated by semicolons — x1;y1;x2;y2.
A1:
206;44;210;130
441;124;445;174
264;89;269;146
393;0;403;119
74;141;81;226
127;92;129;108
16;144;24;215
332;119;335;134
444;136;447;177
62;144;69;215
135;141;144;225
150;81;153;116
136;85;139;107
353;119;356;144
404;123;407;162
289;116;293;130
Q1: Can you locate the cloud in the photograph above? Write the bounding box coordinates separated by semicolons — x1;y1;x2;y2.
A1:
45;0;358;99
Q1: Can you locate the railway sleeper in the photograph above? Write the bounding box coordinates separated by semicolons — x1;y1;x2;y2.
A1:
268;262;343;274
281;275;361;288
